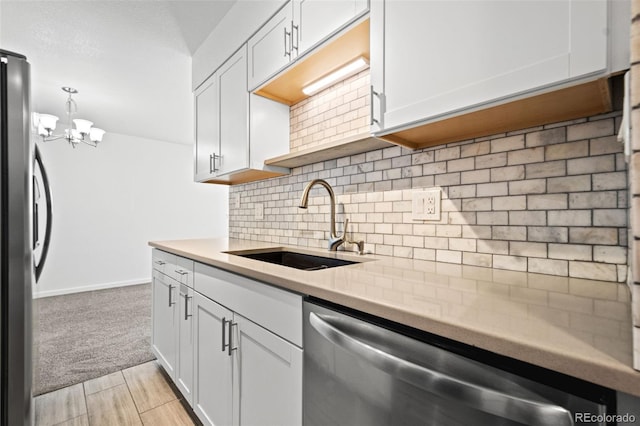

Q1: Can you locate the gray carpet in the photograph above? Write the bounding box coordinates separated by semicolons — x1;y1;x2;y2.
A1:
33;283;156;396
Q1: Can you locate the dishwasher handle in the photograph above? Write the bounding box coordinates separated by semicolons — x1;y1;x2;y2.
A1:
309;312;574;426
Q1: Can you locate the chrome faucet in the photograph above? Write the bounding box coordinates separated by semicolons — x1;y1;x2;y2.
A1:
299;179;347;251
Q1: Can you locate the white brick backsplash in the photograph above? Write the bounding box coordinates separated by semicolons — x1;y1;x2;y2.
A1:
528;194;567;210
545;140;589;160
592;171;628;191
436;249;462;264
491;165;525;182
566;119;614;142
461;169;491;184
567;155;615;175
569;227;618;245
547;175;591;193
509;179;546;195
463;252;493;267
508;147;545;165
493;255;527;271
475;153;507;169
548;210;591;226
493;195;526;211
526;161;566;178
510;241;547;258
548;243;592;261
569;261;618;281
230;106;626;282
528;258;568;276
491;135;525;153
593;246;627;264
526;127;566;147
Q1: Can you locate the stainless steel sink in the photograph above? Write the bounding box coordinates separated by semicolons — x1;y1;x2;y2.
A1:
226;249;362;271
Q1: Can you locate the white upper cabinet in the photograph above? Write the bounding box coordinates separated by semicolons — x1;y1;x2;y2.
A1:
370;0;615;136
194;77;219;182
194;44;290;184
248;3;295;91
294;0;368;56
218;47;249;176
248;0;369;91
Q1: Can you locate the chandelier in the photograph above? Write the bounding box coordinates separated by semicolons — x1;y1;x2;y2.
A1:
35;87;106;148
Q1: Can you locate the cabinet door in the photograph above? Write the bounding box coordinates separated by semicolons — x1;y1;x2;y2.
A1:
294;0;368;55
234;314;303;426
218;46;249;176
247;1;294;90
193;292;233;426
176;285;194;406
194;76;220;182
371;0;607;134
151;271;178;379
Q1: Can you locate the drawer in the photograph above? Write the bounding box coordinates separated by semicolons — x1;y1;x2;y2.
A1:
152;249;178;280
195;262;303;347
174;256;194;288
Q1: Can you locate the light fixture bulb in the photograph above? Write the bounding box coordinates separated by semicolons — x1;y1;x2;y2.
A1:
89;128;105;143
302;57;370;96
38;114;59;132
73;119;93;135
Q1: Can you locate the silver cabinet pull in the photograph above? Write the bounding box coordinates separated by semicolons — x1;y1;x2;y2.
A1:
227;321;238;356
309;312;574;426
168;284;175;307
175;269;189;276
291;21;298;54
284;26;291;58
154;260;166;266
370;85;380;125
184;295;192;320
222;317;229;352
209;153;220;173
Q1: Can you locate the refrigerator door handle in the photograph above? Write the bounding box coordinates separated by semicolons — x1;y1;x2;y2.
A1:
34;145;52;282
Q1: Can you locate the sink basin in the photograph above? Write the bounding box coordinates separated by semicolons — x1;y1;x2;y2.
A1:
228;250;360;271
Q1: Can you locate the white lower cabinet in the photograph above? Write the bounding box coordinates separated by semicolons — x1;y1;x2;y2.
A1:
154;256;303;426
235;314;302;426
151;270;178;378
193;292;234;426
176;284;195;406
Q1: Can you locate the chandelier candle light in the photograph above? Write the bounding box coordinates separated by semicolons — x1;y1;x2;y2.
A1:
36;87;105;148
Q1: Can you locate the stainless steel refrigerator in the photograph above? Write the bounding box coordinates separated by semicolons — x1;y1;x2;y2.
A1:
1;49;34;426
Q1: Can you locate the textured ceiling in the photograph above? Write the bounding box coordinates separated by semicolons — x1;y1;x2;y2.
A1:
0;0;235;145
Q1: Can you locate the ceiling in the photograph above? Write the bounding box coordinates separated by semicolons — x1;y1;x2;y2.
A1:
0;0;236;145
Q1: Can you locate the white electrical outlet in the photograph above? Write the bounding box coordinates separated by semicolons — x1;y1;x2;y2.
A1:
255;203;264;220
412;189;441;221
234;194;241;209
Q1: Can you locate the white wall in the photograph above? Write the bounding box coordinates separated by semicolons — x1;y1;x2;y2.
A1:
34;133;228;298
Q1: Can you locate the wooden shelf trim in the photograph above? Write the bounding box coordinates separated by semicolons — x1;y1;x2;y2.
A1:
377;78;613;150
265;133;393;168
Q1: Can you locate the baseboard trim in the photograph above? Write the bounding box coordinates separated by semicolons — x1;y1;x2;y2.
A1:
33;278;151;299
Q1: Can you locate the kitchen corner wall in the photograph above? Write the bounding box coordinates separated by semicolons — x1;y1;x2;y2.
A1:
231;99;628;284
630;0;640;369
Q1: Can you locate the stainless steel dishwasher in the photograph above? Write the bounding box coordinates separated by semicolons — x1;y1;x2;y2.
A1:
303;299;614;426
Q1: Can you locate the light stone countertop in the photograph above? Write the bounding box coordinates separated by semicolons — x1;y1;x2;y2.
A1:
149;237;639;397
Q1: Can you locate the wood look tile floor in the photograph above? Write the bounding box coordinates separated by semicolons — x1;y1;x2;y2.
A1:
35;361;200;426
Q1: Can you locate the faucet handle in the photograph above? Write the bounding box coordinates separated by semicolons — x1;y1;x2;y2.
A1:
340;218;349;238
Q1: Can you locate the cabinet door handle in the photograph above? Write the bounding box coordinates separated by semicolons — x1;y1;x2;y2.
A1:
370;85;380;125
209;153;220;173
175;269;189;276
284;26;291;58
154;260;166;266
168;284;175;307
184;295;192;320
222;317;229;352
291;21;298;54
228;321;238;356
